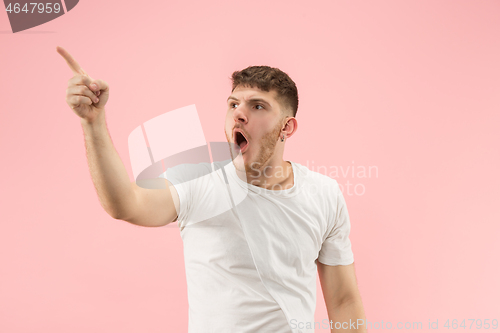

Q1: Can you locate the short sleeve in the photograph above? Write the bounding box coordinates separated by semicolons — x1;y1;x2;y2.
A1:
317;184;355;266
157;163;212;228
157;161;232;230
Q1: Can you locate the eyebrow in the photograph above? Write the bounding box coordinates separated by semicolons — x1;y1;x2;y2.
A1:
227;96;272;108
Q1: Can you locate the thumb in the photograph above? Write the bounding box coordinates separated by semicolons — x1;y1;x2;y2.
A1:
89;79;109;93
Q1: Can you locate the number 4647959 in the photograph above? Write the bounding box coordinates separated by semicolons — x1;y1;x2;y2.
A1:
5;3;62;14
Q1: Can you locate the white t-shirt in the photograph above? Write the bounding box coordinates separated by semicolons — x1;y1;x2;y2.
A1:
158;159;354;333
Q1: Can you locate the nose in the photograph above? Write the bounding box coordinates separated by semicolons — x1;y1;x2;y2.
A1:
233;102;248;124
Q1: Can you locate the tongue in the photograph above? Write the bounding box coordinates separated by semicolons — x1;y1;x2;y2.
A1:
239;140;248;150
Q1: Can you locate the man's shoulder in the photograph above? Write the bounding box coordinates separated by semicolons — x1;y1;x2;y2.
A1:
293;161;340;188
160;160;226;185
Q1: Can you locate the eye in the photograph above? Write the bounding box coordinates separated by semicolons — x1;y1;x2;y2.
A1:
229;102;264;110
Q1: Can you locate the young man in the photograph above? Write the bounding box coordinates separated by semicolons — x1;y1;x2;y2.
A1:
57;46;367;333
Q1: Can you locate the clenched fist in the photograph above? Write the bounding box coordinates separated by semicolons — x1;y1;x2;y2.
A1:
57;46;109;123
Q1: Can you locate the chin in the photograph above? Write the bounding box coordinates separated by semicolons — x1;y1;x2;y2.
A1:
235;152;258;175
232;153;246;171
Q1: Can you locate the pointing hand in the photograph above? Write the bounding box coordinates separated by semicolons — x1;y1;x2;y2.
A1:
57;46;109;123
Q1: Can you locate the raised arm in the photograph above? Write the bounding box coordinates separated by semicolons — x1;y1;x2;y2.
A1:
57;46;179;227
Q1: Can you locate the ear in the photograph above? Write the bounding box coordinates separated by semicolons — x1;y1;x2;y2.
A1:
282;116;298;139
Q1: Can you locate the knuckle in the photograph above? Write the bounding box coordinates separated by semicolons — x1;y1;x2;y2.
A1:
96;79;106;88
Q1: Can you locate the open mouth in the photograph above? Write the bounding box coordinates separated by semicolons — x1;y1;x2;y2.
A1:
234;129;249;153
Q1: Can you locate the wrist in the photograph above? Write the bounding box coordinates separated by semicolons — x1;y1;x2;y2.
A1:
80;109;106;127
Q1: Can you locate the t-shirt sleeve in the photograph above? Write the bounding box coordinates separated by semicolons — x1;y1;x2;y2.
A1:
317;182;355;266
156;163;211;228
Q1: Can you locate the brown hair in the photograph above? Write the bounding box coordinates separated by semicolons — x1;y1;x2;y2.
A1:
230;66;299;118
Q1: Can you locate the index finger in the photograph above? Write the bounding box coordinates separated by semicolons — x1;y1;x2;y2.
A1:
56;46;86;75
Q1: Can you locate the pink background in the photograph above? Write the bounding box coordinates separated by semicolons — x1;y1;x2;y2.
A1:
1;0;499;332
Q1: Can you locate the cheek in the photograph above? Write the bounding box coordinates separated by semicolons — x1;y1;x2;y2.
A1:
224;121;233;138
225;111;234;124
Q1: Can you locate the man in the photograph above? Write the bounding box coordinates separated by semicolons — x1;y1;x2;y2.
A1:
57;46;367;333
